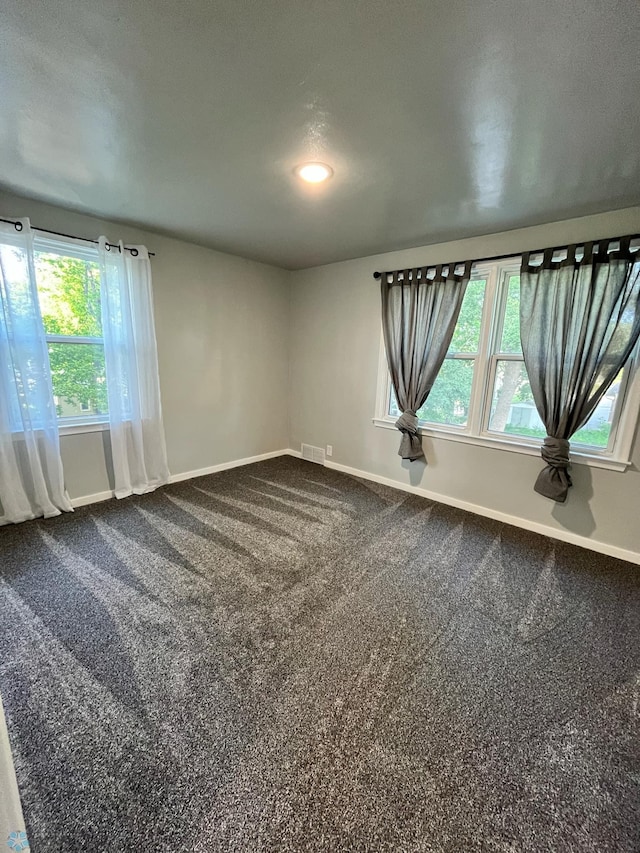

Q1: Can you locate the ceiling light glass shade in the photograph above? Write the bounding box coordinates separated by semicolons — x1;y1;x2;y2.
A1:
295;162;333;183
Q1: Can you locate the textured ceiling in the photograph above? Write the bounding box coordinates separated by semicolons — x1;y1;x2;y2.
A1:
1;0;640;269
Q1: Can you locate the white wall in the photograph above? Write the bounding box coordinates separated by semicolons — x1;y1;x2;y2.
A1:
289;207;640;559
0;190;291;500
4;189;639;559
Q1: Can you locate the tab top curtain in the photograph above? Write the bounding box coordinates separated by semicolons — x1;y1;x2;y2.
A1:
99;238;169;499
0;219;72;523
381;261;471;461
520;238;640;502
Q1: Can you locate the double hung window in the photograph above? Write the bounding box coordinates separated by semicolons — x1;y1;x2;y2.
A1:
378;258;639;466
33;238;108;427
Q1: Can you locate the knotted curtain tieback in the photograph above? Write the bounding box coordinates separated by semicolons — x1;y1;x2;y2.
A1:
540;436;571;469
395;410;419;434
394;409;424;461
534;435;573;502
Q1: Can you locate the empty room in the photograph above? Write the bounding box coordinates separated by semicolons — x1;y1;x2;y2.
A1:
1;1;640;851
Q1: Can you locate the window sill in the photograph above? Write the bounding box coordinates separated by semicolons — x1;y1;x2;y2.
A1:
372;417;631;472
59;420;110;436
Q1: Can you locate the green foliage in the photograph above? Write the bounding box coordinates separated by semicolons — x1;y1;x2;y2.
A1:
37;254;102;336
417;359;474;425
410;279;486;426
36;254;108;416
391;271;615;451
414;276;527;426
449;279;485;353
504;422;610;449
46;343;108;416
500;275;522;353
420;274;531;428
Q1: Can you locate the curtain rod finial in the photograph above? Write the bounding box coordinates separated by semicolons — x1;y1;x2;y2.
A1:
373;271;382;279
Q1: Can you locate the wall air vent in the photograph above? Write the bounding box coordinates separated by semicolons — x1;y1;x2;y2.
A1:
301;443;326;465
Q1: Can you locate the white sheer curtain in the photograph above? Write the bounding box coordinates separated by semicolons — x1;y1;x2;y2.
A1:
0;219;73;524
99;238;169;499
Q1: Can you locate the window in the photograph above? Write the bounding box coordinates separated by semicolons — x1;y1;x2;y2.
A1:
33;237;108;427
379;258;640;468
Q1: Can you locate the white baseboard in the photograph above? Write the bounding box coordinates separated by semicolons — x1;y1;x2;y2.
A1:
168;449;291;483
69;449;293;509
291;453;639;566
69;447;640;565
71;490;114;508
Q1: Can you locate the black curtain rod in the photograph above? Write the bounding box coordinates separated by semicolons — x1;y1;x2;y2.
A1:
0;216;156;257
372;231;640;280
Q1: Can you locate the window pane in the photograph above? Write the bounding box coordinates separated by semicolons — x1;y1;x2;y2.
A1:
489;361;619;449
499;274;522;354
572;373;621;448
488;360;542;437
388;359;475;426
449;279;486;353
417;358;475;426
48;343;108;418
35;252;102;336
389;388;400;418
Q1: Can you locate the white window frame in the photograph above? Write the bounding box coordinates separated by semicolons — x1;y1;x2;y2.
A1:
34;235;110;435
374;256;640;472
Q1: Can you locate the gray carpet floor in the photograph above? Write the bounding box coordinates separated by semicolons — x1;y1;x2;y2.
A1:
1;455;639;852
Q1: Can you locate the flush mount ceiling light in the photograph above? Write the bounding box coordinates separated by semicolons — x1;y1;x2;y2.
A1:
295;162;334;183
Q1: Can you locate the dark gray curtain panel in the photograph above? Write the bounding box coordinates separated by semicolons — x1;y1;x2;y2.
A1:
381;262;471;461
520;239;640;502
